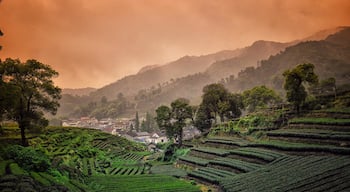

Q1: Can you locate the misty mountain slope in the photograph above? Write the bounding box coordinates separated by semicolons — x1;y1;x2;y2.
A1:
299;26;347;41
225;27;350;92
205;26;346;81
137;64;159;74
57;27;348;118
205;40;294;80
62;87;96;96
135;73;213;112
138;27;347;109
89;49;242;100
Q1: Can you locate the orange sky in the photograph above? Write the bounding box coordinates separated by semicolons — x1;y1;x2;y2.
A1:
0;0;350;88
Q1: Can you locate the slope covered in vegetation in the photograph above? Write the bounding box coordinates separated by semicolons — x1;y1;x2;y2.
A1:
0;126;199;192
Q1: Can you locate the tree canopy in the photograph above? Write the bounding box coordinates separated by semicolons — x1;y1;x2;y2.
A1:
283;63;318;113
242;85;281;112
199;83;243;124
155;98;192;146
0;58;61;145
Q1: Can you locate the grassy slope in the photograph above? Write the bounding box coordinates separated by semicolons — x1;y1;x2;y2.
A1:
0;126;199;192
180;108;350;191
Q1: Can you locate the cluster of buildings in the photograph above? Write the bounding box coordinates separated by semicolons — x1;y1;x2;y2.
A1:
61;117;201;145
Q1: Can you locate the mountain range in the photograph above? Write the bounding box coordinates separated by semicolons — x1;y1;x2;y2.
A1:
59;26;349;117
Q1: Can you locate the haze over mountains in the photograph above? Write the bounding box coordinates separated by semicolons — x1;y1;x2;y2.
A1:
59;27;350;117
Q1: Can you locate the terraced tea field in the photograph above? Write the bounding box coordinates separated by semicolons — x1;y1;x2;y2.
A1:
88;175;199;192
0;127;200;191
178;109;350;191
220;155;350;192
1;108;350;191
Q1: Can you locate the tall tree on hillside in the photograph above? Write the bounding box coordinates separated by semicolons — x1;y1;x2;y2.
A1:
170;98;192;146
155;105;172;138
242;86;281;112
283;63;318;113
194;104;212;132
135;111;140;132
0;58;61;146
201;83;228;123
155;98;192;146
200;83;243;124
225;93;244;119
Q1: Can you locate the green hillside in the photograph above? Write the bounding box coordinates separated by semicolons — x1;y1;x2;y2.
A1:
226;27;350;92
0;127;199;192
176;107;350;191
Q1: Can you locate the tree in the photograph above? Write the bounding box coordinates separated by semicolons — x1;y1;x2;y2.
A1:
242;85;281;112
140;112;158;133
194;104;212;132
200;83;243;124
135;111;140;132
155;105;172;138
202;83;229;123
170;98;192;146
225;93;243;119
155;98;192;146
0;58;61;146
283;63;318;113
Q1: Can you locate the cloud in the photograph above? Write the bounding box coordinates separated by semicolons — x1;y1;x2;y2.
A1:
0;0;349;88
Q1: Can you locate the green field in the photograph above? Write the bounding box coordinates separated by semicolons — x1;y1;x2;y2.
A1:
2;107;350;191
0;126;199;191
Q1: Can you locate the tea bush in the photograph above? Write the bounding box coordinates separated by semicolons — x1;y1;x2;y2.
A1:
3;145;50;172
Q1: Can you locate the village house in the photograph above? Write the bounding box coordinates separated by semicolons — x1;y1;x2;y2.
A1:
146;132;168;144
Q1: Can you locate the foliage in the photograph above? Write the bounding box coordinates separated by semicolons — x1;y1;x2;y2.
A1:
88;175;200;192
135;111;140;132
224;29;350;96
193;104;212;132
159;143;190;162
283;63;318;113
140;112;158;133
289;117;350;125
195;83;243;133
155;98;192;146
314;107;350;114
220;155;350;192
178;155;209;166
155;105;172;138
242;85;281;112
211;110;281;136
200;83;243;123
150;164;187;177
2;145;50;172
68;93;131;120
0;58;61;145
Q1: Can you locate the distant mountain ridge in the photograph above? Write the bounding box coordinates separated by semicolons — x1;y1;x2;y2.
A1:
58;26;349;117
89;49;242;100
132;26;350;112
225;27;350;93
205;40;294;81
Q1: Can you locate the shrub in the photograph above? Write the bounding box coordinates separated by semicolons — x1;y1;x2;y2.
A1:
3;145;50;172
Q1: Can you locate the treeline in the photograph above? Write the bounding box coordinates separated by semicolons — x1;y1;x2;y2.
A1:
155;63;350;146
67;93;133;120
